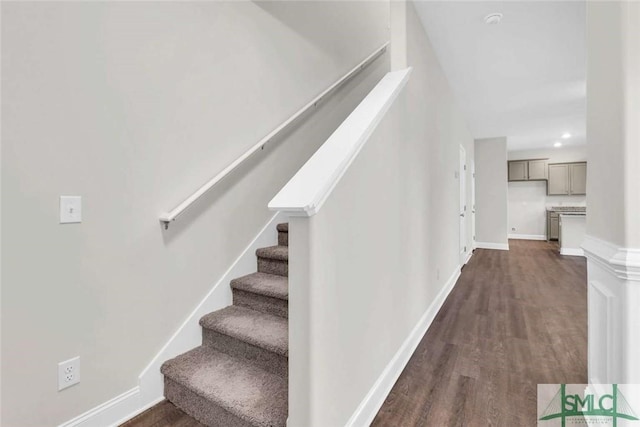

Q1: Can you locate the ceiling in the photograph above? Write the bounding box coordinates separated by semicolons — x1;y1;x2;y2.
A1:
413;1;586;151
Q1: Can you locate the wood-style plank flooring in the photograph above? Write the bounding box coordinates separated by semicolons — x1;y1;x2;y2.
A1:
122;239;586;427
372;239;587;426
120;400;205;427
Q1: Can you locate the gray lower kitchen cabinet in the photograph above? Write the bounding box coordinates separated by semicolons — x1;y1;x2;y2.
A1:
547;162;587;195
548;212;560;240
508;161;528;181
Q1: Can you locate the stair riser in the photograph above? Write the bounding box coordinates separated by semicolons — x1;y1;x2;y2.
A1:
202;329;288;377
257;258;288;277
278;231;288;247
233;289;288;319
164;377;254;427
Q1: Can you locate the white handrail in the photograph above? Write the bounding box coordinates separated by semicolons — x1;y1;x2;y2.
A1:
269;67;412;216
159;41;390;229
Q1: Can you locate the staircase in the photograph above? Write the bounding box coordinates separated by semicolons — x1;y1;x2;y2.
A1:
161;223;289;427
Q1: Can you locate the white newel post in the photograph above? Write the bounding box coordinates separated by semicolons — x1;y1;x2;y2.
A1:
269;69;412;426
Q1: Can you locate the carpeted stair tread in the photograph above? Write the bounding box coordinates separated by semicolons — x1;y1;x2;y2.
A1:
256;245;288;262
276;223;288;232
200;306;288;357
161;346;287;427
231;273;288;301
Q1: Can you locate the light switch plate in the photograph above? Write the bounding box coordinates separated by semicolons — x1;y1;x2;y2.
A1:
60;196;82;223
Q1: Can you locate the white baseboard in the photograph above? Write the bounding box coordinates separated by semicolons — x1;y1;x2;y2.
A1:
560;247;585;257
345;265;462;427
475;242;509;251
508;233;546;241
464;250;473;265
58;212;285;427
57;387;163;427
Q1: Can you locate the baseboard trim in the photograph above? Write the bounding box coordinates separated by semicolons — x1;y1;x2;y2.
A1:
475;242;509;251
345;265;461;427
582;234;640;281
111;395;165;427
560;247;585;257
57;387;163;427
508;233;546;241
59;213;285;427
464;250;473;265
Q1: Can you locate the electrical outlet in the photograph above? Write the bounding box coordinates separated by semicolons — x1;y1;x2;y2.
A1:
58;356;80;390
512;227;516;231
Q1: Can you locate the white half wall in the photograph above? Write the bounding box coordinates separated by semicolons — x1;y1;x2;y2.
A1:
475;137;509;248
280;2;474;424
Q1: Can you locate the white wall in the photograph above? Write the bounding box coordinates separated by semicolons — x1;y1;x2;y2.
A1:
0;2;390;425
474;137;509;249
584;1;640;386
586;2;640;249
507;146;586;237
285;2;474;425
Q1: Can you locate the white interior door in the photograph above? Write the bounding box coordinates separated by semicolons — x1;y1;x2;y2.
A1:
459;145;467;264
471;160;476;250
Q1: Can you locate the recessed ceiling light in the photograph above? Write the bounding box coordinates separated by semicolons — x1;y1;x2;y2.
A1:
554;142;562;148
561;133;571;139
484;13;503;25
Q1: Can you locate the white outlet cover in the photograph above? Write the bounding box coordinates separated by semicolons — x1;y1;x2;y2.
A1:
58;356;80;390
60;196;82;224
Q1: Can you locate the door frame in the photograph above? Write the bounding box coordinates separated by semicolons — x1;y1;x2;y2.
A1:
459;145;467;265
471;159;476;251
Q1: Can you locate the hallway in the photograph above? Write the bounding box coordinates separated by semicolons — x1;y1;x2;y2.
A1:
372;240;587;426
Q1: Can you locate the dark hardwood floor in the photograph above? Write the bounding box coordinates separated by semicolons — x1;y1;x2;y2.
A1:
120;400;205;427
122;239;586;427
372;239;587;426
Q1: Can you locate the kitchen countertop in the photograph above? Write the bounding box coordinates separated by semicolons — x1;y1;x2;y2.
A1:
546;206;586;213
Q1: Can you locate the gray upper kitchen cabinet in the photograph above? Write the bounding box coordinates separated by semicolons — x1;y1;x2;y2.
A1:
508;161;528;181
547;162;587;195
508;159;548;181
548;164;569;195
528;159;548;180
569;163;587;195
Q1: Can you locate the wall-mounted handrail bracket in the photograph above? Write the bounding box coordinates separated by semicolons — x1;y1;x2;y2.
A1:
158;41;389;229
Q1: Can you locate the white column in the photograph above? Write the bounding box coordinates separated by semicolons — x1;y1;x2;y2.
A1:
585;1;640;384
